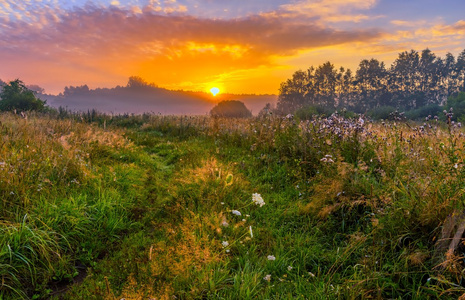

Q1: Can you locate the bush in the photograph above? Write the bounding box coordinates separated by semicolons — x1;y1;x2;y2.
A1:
404;104;442;120
210;100;252;118
295;105;334;120
0;79;46;112
367;105;396;120
446;92;465;122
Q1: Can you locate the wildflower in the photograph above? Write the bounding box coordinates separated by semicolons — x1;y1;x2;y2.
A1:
231;210;242;216
221;221;229;227
320;155;334;163
267;255;276;261
263;274;271;282
222;241;229;247
252;193;265;207
308;272;315;277
287;266;293;271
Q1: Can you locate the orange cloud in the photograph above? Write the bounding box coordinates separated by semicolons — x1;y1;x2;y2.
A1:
0;4;381;94
279;0;379;24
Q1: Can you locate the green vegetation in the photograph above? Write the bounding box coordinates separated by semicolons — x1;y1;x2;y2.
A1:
277;48;465;115
447;92;465;122
0;79;46;112
3;109;465;299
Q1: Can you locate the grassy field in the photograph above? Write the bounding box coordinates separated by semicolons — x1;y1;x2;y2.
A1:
2;111;465;299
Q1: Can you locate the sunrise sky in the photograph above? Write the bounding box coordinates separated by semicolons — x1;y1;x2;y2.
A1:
0;0;464;95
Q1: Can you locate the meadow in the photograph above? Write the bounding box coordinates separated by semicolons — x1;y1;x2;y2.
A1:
2;110;465;299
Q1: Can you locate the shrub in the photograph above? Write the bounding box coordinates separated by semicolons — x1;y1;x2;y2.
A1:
446;92;465;122
210;100;252;118
367;105;396;120
0;79;46;112
404;104;442;120
295;105;334;120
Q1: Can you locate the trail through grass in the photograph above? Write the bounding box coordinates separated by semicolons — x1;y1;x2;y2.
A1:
4;111;465;299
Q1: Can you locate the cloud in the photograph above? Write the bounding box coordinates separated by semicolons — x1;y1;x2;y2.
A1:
0;1;386;93
278;0;379;23
0;4;381;58
360;19;465;64
390;19;428;27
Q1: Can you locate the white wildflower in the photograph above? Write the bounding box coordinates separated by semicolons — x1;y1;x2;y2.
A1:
221;221;229;227
231;210;241;216
287;266;293;271
267;255;276;261
222;241;229;247
252;193;265;207
263;274;271;282
320;155;335;163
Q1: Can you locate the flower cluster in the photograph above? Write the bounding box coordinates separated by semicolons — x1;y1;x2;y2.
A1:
252;193;265;207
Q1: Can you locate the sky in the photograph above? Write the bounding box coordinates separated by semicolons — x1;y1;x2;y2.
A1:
0;0;464;95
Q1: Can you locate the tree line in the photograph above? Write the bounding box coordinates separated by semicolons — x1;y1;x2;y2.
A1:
277;48;465;115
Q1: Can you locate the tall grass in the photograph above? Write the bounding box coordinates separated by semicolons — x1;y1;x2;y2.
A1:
4;110;465;298
115;112;465;299
0;112;162;298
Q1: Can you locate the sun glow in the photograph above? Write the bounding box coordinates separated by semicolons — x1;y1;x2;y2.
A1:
210;87;220;96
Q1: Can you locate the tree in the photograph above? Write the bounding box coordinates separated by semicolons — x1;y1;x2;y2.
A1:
0;79;46;112
210;100;252;118
354;58;389;109
127;76;158;89
63;84;90;97
277;48;465;115
457;49;465;92
277;70;309;114
313;62;338;108
27;84;45;95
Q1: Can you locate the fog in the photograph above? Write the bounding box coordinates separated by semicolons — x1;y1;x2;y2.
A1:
41;84;277;116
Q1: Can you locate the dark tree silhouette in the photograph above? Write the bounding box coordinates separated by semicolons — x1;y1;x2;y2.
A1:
210;100;252;118
0;79;46;112
277;48;465;115
127;76;158;89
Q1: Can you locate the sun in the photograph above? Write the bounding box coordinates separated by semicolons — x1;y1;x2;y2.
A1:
210;87;220;96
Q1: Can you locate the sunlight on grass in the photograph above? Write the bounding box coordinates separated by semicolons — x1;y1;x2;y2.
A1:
4;110;465;299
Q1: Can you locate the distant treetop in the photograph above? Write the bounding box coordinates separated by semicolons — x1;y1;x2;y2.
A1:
277;48;465;115
210;100;252;118
127;76;158;89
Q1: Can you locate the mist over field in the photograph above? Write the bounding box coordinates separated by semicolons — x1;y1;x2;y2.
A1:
39;82;277;115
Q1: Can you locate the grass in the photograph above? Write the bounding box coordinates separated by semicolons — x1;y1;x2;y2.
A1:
3;110;465;299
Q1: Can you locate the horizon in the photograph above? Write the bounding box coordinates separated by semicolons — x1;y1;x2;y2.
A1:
0;0;464;95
